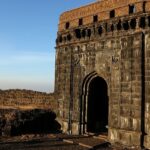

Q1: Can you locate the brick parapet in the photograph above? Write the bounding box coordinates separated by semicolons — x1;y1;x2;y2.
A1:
58;0;150;31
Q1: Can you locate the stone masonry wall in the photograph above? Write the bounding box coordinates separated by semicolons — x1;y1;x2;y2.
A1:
144;32;150;148
56;0;150;148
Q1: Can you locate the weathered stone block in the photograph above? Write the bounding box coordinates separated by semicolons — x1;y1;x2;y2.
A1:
119;131;131;146
108;128;119;143
144;135;150;149
130;132;141;146
120;117;130;129
72;122;79;135
131;118;140;131
62;121;68;133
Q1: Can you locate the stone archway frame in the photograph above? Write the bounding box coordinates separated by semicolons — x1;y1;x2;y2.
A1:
80;71;110;134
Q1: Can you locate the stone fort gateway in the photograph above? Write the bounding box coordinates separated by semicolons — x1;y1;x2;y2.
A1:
55;0;150;148
1;0;150;149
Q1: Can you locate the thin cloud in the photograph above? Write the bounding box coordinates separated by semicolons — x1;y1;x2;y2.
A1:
0;51;55;66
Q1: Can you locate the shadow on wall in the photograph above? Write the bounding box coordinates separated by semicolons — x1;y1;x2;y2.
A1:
0;109;61;136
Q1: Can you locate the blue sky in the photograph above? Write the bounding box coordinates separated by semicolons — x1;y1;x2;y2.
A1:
0;0;95;93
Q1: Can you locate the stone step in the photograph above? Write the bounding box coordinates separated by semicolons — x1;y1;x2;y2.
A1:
60;134;109;149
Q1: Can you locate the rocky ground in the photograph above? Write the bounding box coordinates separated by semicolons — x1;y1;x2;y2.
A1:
0;134;112;150
0;134;142;150
0;109;144;150
0;109;61;136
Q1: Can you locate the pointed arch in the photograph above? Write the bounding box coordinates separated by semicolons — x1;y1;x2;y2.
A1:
80;71;109;134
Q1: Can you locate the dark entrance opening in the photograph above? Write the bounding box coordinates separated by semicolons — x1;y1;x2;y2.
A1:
87;76;108;134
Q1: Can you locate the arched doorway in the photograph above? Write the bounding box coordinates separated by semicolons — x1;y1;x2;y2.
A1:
80;72;109;135
86;76;108;134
